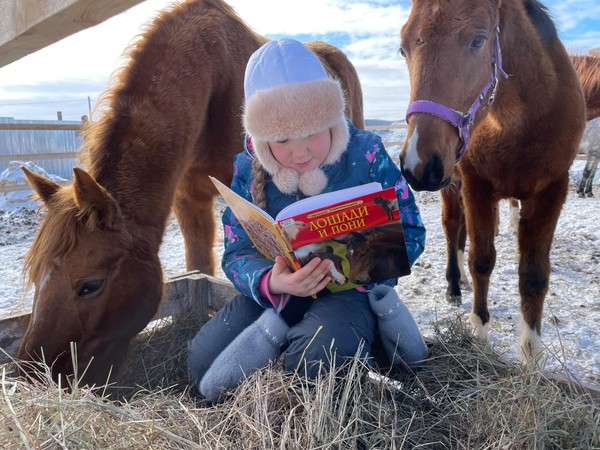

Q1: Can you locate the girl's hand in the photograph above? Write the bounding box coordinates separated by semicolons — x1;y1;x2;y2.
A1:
269;255;332;297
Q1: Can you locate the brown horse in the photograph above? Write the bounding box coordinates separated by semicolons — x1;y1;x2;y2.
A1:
443;52;600;305
573;54;600;121
398;0;586;360
344;224;410;284
573;54;600;197
18;0;364;386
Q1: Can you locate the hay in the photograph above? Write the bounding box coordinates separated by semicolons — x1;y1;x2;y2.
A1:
2;313;599;449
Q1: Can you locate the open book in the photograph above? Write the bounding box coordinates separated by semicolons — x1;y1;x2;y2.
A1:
210;176;411;293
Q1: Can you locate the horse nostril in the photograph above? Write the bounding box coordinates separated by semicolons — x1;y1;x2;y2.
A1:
424;154;444;189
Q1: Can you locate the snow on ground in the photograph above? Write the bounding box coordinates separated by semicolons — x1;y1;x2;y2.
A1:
1;134;599;385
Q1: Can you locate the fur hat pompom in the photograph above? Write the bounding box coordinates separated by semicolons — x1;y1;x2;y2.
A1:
299;169;329;196
273;168;300;195
243;38;349;196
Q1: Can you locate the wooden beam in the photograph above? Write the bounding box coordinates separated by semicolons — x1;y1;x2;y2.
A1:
0;0;145;68
0;123;82;131
0;271;236;365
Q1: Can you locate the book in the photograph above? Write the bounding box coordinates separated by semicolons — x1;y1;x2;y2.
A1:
210;176;411;293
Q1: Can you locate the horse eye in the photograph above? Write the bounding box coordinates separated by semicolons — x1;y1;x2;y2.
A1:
470;36;486;50
76;280;105;298
399;47;406;58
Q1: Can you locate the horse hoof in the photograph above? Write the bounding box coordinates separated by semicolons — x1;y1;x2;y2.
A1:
586;192;594;198
445;294;462;306
578;192;586;198
459;280;472;291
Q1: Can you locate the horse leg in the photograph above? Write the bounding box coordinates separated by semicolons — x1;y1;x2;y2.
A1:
508;198;520;235
578;155;594;197
584;154;599;197
462;181;496;341
172;170;217;275
516;175;568;361
441;181;467;305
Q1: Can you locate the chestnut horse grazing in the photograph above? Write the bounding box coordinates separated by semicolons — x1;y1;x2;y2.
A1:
18;0;364;386
399;0;586;360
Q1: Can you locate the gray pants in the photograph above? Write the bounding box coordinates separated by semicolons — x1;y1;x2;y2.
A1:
187;289;377;382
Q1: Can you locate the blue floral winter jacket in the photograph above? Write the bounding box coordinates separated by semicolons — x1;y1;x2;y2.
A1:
221;122;426;308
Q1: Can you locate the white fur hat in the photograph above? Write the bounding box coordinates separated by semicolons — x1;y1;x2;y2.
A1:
243;38;349;196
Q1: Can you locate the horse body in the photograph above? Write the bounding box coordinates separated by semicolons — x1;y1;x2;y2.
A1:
399;0;586;360
444;52;600;304
18;0;364;386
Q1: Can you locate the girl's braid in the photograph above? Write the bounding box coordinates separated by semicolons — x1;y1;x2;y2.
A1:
251;157;268;210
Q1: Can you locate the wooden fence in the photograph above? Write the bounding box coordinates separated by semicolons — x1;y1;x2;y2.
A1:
0;121;84;192
1;122;589;194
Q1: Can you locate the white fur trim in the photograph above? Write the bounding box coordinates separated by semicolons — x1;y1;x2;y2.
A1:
244;78;345;142
244;77;349;196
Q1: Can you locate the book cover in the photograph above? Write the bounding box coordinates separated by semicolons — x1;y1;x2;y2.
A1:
210;176;410;293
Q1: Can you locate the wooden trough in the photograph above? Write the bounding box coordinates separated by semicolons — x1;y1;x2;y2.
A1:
2;270;600;401
0;271;236;366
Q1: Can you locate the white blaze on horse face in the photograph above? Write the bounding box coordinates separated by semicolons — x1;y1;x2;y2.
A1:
31;264;57;327
327;260;347;285
469;311;490;341
518;316;543;362
403;128;422;172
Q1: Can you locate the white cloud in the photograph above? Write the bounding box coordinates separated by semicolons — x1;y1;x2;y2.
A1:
0;0;597;121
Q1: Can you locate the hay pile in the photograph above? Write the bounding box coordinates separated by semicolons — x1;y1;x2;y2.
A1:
2;313;599;449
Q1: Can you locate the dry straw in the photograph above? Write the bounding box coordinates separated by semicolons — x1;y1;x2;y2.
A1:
2;311;599;449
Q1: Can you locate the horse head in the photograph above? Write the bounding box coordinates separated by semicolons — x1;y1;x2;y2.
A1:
17;167;163;386
398;0;504;191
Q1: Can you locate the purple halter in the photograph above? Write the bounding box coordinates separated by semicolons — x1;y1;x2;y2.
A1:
405;27;510;163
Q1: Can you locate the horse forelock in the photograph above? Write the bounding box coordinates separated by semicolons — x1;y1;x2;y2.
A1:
24;189;80;291
23;187;130;291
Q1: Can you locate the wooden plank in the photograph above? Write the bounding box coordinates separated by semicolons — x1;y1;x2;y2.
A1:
2;272;600;401
365;124;407;131
0;0;145;68
0;272;236;365
0;152;81;163
0;180;69;193
0;123;82;131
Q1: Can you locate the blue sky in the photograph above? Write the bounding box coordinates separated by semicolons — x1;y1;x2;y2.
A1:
0;0;598;122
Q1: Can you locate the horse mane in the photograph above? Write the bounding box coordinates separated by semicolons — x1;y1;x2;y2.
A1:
81;0;261;185
571;54;600;120
524;0;557;43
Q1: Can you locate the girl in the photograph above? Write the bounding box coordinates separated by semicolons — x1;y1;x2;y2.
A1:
188;38;427;399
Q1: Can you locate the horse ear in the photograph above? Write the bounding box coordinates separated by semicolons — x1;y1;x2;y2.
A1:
351;232;367;242
21;165;61;204
72;167;119;228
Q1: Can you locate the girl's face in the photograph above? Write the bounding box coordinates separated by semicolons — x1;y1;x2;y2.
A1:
269;129;331;173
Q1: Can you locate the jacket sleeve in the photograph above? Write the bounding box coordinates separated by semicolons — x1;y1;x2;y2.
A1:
368;139;426;267
220;160;274;309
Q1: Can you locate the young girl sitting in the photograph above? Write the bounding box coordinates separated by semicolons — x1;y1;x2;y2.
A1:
187;38;427;399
